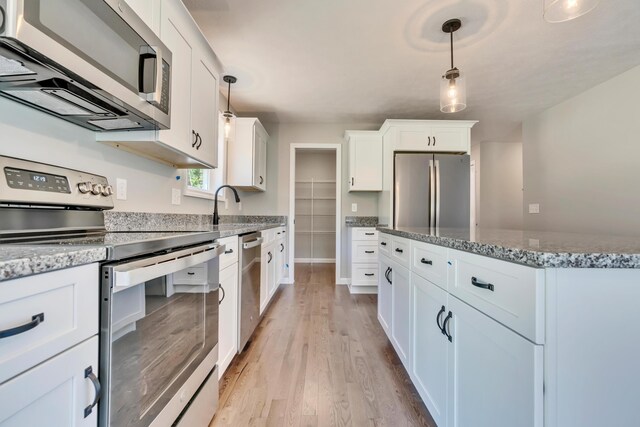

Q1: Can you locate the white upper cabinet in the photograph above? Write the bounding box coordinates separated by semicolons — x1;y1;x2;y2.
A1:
228;118;268;191
383;120;476;153
345;130;383;192
98;0;222;169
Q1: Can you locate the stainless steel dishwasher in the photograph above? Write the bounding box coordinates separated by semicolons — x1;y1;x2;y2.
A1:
238;232;263;352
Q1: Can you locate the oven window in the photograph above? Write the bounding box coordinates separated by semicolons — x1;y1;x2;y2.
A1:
23;0;149;93
108;268;218;426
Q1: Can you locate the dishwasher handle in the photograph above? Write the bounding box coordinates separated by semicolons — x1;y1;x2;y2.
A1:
243;237;264;249
112;243;224;292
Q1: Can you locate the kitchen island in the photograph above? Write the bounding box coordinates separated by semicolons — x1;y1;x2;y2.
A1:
377;226;640;427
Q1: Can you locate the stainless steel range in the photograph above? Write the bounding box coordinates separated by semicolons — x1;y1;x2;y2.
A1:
0;155;223;427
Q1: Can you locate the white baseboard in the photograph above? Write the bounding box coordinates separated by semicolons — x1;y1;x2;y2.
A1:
348;285;378;295
294;258;336;264
336;277;350;286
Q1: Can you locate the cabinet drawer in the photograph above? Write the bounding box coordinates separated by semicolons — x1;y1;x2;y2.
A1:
379;234;391;257
352;242;378;263
450;249;545;344
391;236;410;268
352;228;378;241
217;235;239;270
352;264;378;286
261;228;276;245
0;264;99;384
173;266;207;284
274;227;286;240
411;241;448;290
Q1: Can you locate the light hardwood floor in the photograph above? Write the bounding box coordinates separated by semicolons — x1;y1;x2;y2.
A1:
211;263;435;427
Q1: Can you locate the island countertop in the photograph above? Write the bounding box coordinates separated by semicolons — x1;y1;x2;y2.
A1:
377;226;640;268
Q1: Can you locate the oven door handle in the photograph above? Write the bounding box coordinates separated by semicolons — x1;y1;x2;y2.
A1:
112;243;224;292
242;237;264;249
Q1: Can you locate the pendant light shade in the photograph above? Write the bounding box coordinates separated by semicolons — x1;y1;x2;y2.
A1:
440;19;466;114
543;0;599;23
222;75;237;142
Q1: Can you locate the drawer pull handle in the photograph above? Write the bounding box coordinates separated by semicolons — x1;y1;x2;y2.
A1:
395;248;404;253
0;313;44;339
436;305;446;333
84;366;102;418
471;276;495;291
224;249;234;254
365;232;375;236
187;272;195;276
219;284;226;304
364;250;375;254
280;243;285;252
420;258;433;265
268;252;273;263
380;242;387;246
443;311;453;342
365;273;375;277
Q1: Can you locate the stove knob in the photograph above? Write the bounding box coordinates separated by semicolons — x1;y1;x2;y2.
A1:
78;182;92;194
101;185;113;196
91;183;103;195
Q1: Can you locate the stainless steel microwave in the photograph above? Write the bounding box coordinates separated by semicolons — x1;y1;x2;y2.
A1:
0;0;171;131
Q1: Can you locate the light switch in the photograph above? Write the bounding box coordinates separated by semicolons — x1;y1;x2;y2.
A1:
351;203;358;212
172;188;181;205
528;203;540;214
116;178;127;200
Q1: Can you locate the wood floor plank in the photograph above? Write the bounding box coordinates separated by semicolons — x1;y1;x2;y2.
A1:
211;263;435;427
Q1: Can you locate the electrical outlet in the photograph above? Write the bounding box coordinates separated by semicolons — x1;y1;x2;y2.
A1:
528;238;540;248
172;188;181;205
116;178;127;200
528;203;540;214
351;203;358;213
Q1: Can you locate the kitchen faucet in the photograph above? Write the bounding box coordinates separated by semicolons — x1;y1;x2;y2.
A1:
213;185;241;225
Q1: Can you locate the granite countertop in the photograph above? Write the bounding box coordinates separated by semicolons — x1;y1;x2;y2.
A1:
0;245;107;282
378;226;640;268
0;222;285;282
345;216;380;227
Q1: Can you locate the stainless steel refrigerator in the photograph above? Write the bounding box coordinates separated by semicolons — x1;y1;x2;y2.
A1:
394;153;470;229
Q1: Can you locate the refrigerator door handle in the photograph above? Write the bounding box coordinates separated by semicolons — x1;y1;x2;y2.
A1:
429;159;435;228
435;159;441;229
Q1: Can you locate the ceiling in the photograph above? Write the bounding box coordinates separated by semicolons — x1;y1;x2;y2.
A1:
184;0;640;142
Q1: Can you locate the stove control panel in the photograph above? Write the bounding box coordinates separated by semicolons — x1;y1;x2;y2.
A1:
0;155;114;210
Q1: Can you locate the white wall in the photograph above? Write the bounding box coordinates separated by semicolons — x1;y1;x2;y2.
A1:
0;99;215;214
477;141;523;229
523;65;640;235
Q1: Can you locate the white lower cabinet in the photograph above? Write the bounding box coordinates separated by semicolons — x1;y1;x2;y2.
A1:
217;261;238;379
378;256;393;336
0;336;99;427
411;273;449;427
390;262;411;368
447;296;543;427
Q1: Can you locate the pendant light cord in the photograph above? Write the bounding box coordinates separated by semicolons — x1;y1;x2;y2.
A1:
226;80;231;112
450;30;454;69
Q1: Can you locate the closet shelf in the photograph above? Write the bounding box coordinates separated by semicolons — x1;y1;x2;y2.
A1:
295;231;336;235
295;180;336;184
294;197;336;200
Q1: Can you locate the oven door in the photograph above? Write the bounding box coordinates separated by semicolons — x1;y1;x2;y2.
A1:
99;242;223;427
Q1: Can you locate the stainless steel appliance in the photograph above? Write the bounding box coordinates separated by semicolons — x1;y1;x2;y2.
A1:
394;152;470;229
238;232;263;352
0;155;223;427
0;0;171;131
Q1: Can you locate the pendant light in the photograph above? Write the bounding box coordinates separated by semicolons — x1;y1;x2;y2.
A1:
440;19;466;114
222;75;237;141
543;0;599;23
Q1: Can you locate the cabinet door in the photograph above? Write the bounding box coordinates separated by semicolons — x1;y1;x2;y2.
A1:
159;3;193;156
431;127;468;153
378;257;393;337
276;240;285;285
411;273;449;427
349;136;382;191
0;336;99;427
396;125;432;151
124;0;160;34
253;125;267;190
218;264;238;378
447;297;543;427
259;247;270;315
190;55;219;168
268;247;277;298
391;263;411;368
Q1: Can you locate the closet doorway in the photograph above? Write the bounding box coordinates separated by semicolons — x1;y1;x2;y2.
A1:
288;144;342;285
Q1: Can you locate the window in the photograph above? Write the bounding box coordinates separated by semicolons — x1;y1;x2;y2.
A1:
183;113;227;200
